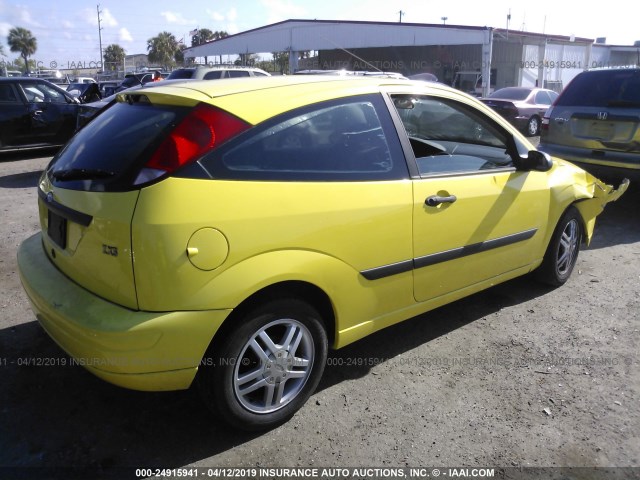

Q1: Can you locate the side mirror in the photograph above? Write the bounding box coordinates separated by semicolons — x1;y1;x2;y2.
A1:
516;150;553;172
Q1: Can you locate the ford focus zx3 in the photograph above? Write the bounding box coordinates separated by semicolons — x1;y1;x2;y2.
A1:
18;76;628;430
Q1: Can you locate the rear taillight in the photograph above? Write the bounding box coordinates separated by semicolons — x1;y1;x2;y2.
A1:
541;116;550;132
135;103;249;185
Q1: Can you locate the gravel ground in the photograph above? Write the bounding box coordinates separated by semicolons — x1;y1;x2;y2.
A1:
0;151;638;478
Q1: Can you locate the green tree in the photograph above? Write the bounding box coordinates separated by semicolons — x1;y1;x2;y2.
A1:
272;51;290;74
103;44;126;71
235;53;259;66
192;30;228;64
147;31;180;70
7;27;37;74
191;28;214;47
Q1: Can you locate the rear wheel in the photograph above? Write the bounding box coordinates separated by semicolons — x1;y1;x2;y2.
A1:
198;298;327;430
536;207;582;286
526;116;541;136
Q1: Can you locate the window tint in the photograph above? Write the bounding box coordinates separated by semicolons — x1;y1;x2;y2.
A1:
490;88;530;100
0;84;18;102
557;70;640;107
200;95;408;181
203;71;223;80
228;70;250;78
19;82;68;104
392;95;513;175
48;102;187;191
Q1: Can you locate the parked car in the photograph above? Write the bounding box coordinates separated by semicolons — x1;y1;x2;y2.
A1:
114;72;157;92
481;87;559;136
18;76;627;430
75;79;197;128
539;68;640;179
66;82;102;104
0;77;82;151
166;65;270;80
98;80;120;98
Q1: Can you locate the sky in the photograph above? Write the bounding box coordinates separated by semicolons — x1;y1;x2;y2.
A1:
1;0;638;70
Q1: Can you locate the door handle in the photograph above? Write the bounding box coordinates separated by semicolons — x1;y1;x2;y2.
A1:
425;195;457;207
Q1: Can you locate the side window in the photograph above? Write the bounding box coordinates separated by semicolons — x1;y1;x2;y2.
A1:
203;71;223;80
228;70;250;78
20;83;67;104
391;95;513;176
0;84;19;102
535;91;552;105
200;95;408;181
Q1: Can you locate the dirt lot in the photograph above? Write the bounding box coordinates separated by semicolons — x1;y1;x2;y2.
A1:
0;151;638;478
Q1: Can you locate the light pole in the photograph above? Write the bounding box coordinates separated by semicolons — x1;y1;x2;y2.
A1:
441;16;448;25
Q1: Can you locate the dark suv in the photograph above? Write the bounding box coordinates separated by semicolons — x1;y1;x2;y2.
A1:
539;68;640;179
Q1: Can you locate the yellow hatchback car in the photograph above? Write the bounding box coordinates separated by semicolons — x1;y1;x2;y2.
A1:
18;76;627;430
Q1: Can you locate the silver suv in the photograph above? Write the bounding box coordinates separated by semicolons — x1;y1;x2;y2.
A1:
539;68;640;179
166;65;270;80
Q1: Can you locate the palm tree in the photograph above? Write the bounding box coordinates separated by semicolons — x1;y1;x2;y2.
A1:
7;27;37;74
103;44;126;72
147;31;179;70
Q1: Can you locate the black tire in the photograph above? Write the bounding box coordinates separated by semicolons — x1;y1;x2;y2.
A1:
198;298;328;431
535;206;582;286
526;116;541;136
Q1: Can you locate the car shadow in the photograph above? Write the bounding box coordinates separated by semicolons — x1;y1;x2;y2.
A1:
584;181;640;249
0;276;552;476
0;170;43;189
0;148;58;163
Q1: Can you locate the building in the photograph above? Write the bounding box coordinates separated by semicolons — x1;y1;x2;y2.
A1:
184;19;640;95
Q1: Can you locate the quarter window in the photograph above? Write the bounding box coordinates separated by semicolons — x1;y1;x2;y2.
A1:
391;95;514;176
201;95;408;181
535;91;552;105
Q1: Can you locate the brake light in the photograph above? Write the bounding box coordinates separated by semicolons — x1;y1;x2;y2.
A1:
541;116;550;132
135;103;249;184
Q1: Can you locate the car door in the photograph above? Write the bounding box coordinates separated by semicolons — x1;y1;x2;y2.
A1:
17;80;78;145
389;93;550;302
0;82;31;148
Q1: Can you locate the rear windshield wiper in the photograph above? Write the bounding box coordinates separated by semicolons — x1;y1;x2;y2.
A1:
606;100;640;108
51;168;116;181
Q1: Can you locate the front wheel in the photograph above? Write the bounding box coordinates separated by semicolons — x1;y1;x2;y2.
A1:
535;207;582;286
198;298;328;430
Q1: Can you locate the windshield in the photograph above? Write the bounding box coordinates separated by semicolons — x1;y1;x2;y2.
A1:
557;70;640;107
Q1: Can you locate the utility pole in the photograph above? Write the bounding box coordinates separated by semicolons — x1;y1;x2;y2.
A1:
97;4;104;72
398;10;405;23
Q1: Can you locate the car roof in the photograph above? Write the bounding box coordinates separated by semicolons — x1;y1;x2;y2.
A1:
127;75;457;125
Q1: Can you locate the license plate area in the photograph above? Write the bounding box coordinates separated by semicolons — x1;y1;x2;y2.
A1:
47;209;67;249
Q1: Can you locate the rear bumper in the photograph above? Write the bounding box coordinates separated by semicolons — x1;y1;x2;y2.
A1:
539;143;640;180
17;233;231;391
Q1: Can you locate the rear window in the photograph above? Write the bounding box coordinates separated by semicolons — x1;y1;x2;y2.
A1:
557;70;640;107
489;88;530;100
48;101;187;191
